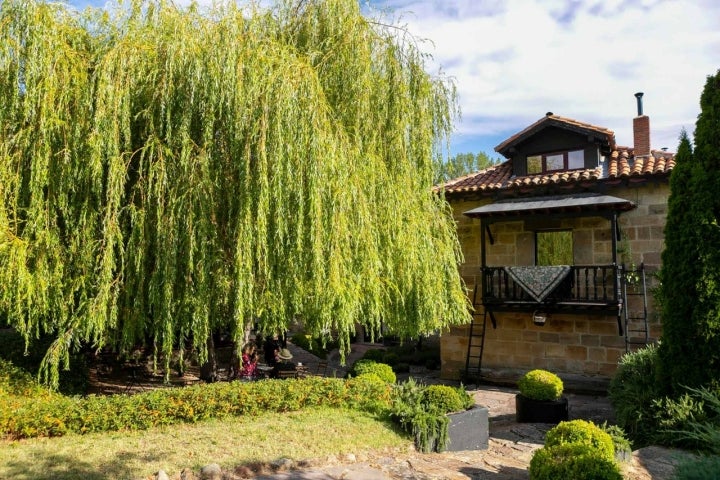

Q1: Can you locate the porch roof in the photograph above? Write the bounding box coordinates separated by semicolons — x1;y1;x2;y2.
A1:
463;193;635;219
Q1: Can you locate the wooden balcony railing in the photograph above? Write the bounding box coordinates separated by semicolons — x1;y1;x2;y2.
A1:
482;265;622;313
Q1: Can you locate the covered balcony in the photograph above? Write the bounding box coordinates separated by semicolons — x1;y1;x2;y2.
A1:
481;264;622;315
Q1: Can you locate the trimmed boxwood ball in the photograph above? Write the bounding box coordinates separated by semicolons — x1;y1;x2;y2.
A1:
518;369;563;401
544;420;615;461
351;359;396;383
420;385;466;414
529;443;623;480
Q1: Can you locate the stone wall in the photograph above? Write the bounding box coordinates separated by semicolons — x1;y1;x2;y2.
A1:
441;184;669;383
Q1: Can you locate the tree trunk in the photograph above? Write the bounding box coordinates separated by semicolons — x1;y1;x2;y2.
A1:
200;334;218;382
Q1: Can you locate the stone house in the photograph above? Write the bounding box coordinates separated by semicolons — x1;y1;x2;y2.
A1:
437;94;675;388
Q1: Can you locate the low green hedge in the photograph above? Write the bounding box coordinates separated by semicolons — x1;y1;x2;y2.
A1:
1;375;392;440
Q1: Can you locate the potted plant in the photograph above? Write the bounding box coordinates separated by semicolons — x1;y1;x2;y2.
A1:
390;380;489;452
515;369;569;423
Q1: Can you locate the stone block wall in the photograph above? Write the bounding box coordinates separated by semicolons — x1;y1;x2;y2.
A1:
441;184;669;382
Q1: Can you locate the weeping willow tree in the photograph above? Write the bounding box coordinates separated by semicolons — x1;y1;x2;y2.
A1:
0;0;471;386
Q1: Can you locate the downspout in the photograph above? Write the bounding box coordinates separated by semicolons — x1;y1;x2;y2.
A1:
612;212;624;336
480;217;487;301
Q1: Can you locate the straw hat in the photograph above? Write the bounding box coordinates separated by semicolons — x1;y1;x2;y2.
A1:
277;348;293;360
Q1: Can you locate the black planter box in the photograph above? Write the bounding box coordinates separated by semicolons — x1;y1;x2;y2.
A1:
515;394;568;423
446;405;489;451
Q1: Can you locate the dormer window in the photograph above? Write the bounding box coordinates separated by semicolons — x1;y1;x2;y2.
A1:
527;149;585;174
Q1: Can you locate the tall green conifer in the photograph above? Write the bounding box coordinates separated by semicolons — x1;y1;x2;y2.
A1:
659;70;720;391
0;0;471;386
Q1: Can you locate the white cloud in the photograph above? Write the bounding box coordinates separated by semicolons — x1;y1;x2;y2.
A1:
368;0;720;154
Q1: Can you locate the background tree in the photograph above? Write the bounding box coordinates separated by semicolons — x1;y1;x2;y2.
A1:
434;151;500;184
0;0;471;386
658;70;720;392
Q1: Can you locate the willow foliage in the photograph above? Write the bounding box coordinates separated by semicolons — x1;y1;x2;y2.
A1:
0;0;470;386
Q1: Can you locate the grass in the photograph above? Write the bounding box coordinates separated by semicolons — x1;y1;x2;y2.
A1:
0;407;410;480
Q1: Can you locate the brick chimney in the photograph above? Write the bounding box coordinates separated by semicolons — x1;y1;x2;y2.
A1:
633;92;650;157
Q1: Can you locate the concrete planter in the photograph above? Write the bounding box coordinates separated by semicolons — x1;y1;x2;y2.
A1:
515;394;568;423
445;405;489;451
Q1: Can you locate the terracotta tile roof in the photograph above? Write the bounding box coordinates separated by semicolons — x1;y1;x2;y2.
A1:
436;147;675;196
494;114;616;154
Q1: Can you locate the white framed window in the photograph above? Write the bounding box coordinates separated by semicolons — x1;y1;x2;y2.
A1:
526;149;585;174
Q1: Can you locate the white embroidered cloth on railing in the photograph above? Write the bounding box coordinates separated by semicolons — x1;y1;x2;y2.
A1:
504;265;572;302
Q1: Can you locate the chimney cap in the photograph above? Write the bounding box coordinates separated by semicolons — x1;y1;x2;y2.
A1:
634;92;644;116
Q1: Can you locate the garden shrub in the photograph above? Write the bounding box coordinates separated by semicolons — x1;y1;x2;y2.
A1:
404;410;449;453
420;385;465;414
656;386;720;452
529;443;622;480
418;348;440;369
0;358;54;399
518;369;563;401
544;420;615;461
1;376;391;440
600;422;632;457
424;356;440;370
389;378;450;453
393;362;410;373
361;349;386;362
608;344;664;444
382;352;399;366
390;377;424;414
0;329;88;395
350;359;396;384
673;454;720;480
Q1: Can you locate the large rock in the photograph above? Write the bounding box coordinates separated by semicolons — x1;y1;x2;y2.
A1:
623;446;696;480
199;463;222;480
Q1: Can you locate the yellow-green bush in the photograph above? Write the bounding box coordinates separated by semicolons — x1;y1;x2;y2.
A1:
1;375;391;440
421;385;469;414
529;443;622;480
350;360;396;384
518;369;563;401
544;420;615;461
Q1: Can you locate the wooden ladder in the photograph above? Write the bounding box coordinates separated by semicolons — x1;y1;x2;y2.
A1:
464;284;491;382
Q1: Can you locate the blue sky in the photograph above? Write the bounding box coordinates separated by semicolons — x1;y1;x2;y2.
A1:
66;0;720;158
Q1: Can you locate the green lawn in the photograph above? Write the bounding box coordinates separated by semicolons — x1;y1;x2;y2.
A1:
0;407;410;480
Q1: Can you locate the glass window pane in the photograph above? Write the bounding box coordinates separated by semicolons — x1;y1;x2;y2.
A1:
545;153;564;171
527;155;542;174
568;150;584;169
536;231;573;266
